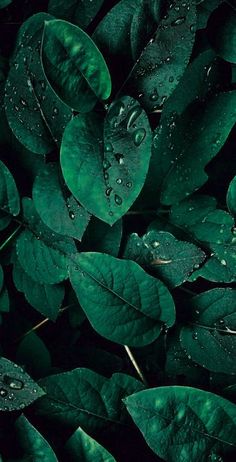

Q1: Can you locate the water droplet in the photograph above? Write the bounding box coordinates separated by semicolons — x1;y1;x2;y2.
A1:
138;93;144;98
40;80;46;90
151;241;160;248
190;24;195;33
0;388;7;397
4;376;24;390
169;76;174;83
14;105;19;112
106;187;113;196
150;89;159;101
69;211;75;220
219;319;225;325
109;211;113;216
116;178;122;184
115;195;122;205
115;153;124;164
221;259;227;266
104;142;113;152
103;159;111;170
172;17;186;26
104;172;109;180
126;182;132;188
133;128;146;146
192;332;198;340
53;107;59;115
127;107;142;130
20;98;27;107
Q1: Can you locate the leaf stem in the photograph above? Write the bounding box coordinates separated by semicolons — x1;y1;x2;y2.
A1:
124;345;148;386
0;224;22;252
191;322;236;335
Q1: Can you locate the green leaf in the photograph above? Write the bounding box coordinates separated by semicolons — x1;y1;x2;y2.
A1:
15;415;58;461
33;162;90;241
227;176;236;217
123;230;205;288
124;0;196;112
60;96;152;225
83;217;122;257
158;91;236;205
42;19;112;112
0;0;12;8
4;14;72;155
197;0;223;29
36;369;144;431
13;257;65;320
65;427;116;462
48;0;104;28
16;198;76;285
208;3;236;63
125;386;236;461
0;357;45;411
69;252;175;346
0;160;20;231
16;332;52;378
130;0;162;61
180;288;236;374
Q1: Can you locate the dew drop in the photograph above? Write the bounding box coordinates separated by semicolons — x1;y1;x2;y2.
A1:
20;98;28;107
171;17;186;26
0;388;8;397
115;153;124;164
220;259;227;266
116;178;122;184
192;332;198;340
53;107;59;115
106;187;113;197
109;211;113;216
103;159;111;170
149;89;159;101
151;241;160;248
104;142;113;152
127;107;142;130
69;211;75;220
126;182;132;188
115;195;122;205
4;376;24;390
190;24;195;33
133;128;146;146
169;76;174;83
104;172;109;180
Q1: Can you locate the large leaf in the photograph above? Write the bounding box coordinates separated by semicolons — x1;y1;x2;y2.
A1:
16;198;76;285
61;96;152;225
36;369;144;431
130;0;162;61
33;162;90;241
158;91;236;205
42;19;111;112
124;0;196;112
208;3;236;63
69;252;175;346
4;14;72;155
0;160;20;231
13;257;65;320
65;427;116;462
0;357;44;411
15;415;58;461
227;176;236;217
123;230;205;288
180;288;236;374
125;386;236;461
48;0;104;28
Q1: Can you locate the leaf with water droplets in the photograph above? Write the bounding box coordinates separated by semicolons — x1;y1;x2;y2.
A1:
16;197;76;285
65;427;116;462
180;288;236;374
4;13;72;155
0;160;20;231
33;162;90;241
35;368;144;431
69;252;175;346
124;0;196;112
0;357;45;411
48;0;104;29
123;230;205;288
61;96;152;225
124;386;236;461
227;176;236;217
42;19;111;112
208;3;236;64
15;415;58;461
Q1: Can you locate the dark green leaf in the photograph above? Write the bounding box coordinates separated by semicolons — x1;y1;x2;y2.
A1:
16;332;52;378
15;415;58;461
33;162;90;241
227;176;236;217
208;3;236;63
197;0;223;29
0;357;45;411
42;19;111;112
180;288;236;374
69;252;175;346
65;427;116;462
125;386;236;461
48;0;104;28
0;0;11;8
0;160;20;230
60;96;152;225
83;217;122;257
36;369;144;431
5;14;72;155
130;0;162;61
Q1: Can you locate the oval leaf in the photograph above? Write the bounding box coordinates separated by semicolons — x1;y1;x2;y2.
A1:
65;427;116;462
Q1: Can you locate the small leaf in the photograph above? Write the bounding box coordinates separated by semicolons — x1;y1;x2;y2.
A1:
60;96;152;225
48;0;104;29
42;19;112;112
15;415;58;461
83;217;122;257
180;288;236;374
0;160;20;230
0;357;45;411
33;162;90;241
36;369;144;431
208;3;236;63
69;252;175;346
65;427;116;462
227;176;236;217
125;386;236;461
123;230;205;288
